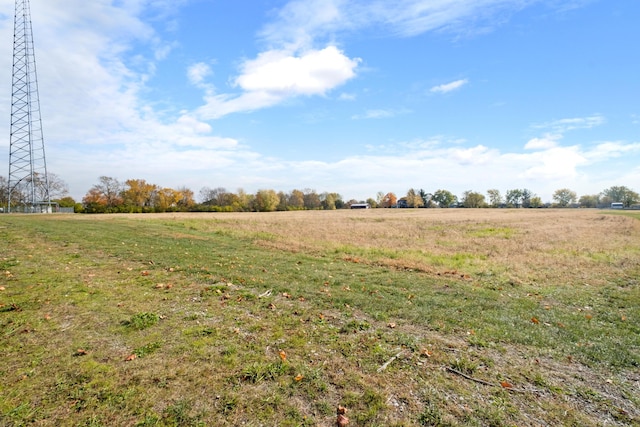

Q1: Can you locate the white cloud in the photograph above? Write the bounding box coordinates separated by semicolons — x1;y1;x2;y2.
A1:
518;146;587;180
195;46;360;119
338;92;357;101
584;141;640;161
533;115;605;132
352;108;408;120
187;62;212;86
524;134;562;150
430;79;468;94
261;0;543;46
235;46;359;96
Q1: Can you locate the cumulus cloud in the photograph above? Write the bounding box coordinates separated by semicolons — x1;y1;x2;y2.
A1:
584;141;640;161
235;46;359;96
196;46;359;119
430;79;469;94
525;134;562;150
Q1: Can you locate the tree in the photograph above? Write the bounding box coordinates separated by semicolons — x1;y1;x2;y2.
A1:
234;188;252;211
199;186;230;206
578;194;599;208
366;197;377;208
175;187;195;209
601;186;639;207
95;176;123;208
122;179;157;208
432;189;456;208
321;192;342;210
552;188;577;207
288;190;305;210
487;189;502;208
303;189;321;210
419;189;431;207
521;189;533;208
154;187;181;211
55;196;76;208
505;189;523;208
83;176;122;212
253;189;279;212
461;191;485;208
406;188;424;208
381;192;397;208
529;196;543;208
0;176;8;209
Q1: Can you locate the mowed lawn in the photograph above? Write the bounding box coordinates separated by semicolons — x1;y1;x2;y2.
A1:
1;209;638;426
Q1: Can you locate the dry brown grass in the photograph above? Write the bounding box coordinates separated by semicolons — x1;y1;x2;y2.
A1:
112;208;640;287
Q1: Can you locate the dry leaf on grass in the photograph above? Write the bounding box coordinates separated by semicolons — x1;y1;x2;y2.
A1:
125;354;137;361
336;406;349;426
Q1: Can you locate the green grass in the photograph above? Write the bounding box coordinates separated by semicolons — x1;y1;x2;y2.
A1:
0;214;638;426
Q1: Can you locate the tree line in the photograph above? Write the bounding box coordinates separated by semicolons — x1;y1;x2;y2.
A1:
1;174;638;213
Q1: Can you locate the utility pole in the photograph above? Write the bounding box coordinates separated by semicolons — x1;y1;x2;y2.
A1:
7;0;51;213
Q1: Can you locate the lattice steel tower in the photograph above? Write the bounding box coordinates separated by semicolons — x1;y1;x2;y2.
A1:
7;0;51;213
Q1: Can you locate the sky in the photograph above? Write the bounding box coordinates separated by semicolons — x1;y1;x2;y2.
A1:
0;0;639;203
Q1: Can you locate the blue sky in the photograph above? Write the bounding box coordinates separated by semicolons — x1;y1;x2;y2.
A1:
1;0;639;203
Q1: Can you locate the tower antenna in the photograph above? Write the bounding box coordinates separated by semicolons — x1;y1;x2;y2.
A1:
7;0;51;213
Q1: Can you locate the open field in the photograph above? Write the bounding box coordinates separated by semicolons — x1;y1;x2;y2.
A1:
1;209;639;426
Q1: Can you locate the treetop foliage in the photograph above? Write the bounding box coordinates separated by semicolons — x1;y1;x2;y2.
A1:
3;174;639;213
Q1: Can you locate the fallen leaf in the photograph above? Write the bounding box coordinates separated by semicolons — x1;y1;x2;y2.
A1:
387;322;397;329
125;354;137;361
279;350;287;362
531;317;539;324
0;286;5;291
282;292;291;298
337;414;349;426
585;314;593;320
75;349;88;356
294;374;304;382
621;315;627;321
141;271;150;276
420;349;433;358
337;406;349;426
500;381;513;388
44;314;51;320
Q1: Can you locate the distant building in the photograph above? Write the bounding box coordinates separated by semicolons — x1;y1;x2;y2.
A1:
350;203;371;209
396;198;408;208
611;202;623;209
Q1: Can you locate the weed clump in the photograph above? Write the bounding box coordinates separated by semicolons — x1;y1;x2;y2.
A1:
123;312;159;330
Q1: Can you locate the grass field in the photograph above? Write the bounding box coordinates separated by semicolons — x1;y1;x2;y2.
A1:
1;209;639;426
